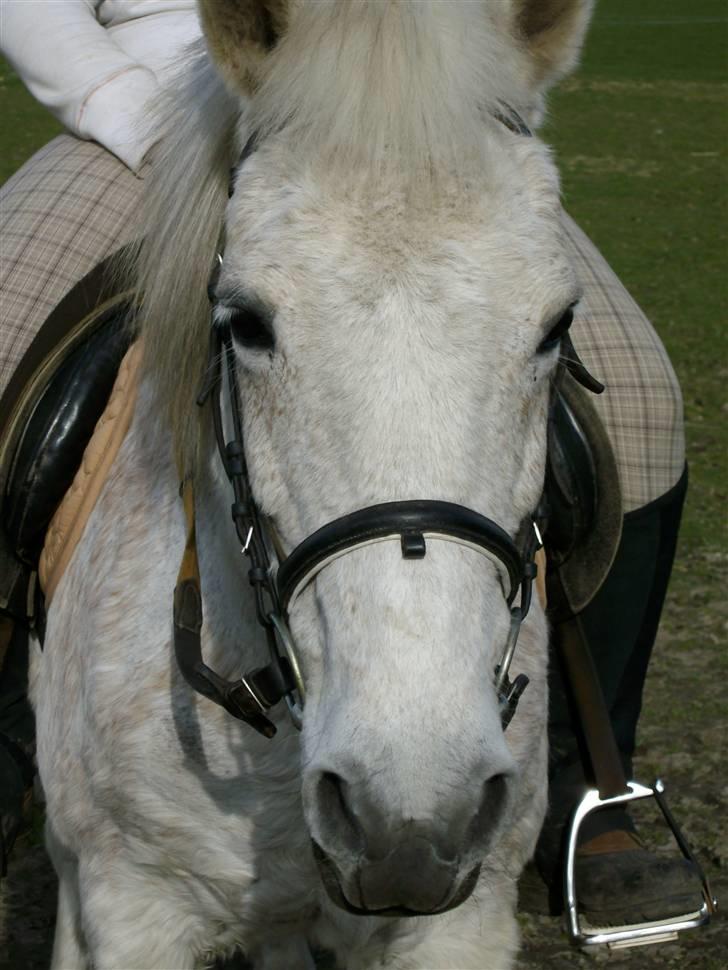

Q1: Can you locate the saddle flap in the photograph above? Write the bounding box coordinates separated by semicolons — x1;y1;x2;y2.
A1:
544;374;623;619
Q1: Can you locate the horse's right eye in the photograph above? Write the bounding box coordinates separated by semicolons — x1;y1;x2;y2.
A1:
228;306;275;351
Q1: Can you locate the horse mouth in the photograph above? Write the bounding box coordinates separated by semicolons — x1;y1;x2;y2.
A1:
311;840;481;918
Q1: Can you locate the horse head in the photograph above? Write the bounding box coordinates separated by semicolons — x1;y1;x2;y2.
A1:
144;0;594;919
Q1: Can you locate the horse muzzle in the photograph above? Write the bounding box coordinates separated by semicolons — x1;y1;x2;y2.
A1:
312;837;481;917
304;749;514;916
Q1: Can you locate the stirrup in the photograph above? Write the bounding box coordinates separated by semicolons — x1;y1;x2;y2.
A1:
564;778;717;949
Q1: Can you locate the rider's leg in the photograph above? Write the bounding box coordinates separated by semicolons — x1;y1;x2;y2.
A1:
540;475;698;920
561;215;685;516
544;473;687;844
0;133;140;399
579;470;688;776
537;213;693;918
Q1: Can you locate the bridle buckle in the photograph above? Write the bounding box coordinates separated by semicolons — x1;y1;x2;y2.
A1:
222;680;277;739
497;671;530;730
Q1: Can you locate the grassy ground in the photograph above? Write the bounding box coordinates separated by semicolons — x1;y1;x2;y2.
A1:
1;1;726;968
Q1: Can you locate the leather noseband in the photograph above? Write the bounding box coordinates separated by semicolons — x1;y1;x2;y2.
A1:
277;500;526;612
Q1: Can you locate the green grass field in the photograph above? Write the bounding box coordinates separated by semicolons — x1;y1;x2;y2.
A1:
0;2;726;966
543;1;727;565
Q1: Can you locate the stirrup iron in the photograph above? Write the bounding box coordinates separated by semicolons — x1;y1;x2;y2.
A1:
564;778;717;949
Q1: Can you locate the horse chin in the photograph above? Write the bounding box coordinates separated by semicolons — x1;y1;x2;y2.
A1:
312;840;481;918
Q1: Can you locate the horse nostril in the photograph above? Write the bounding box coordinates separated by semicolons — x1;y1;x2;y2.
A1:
466;771;511;849
313;771;365;855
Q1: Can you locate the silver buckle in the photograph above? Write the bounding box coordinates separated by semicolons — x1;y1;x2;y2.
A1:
238;676;268;715
565;779;717;949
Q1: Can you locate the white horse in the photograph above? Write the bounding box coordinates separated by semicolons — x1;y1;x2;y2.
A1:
32;2;595;967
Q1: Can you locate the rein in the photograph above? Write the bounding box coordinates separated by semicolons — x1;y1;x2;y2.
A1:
173;326;300;738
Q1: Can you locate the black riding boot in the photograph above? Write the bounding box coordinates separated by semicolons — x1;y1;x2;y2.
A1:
537;467;700;922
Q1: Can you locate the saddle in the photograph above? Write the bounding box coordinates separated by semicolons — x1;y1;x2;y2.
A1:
0;249;620;630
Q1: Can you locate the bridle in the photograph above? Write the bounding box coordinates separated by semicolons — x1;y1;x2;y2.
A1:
174;317;551;738
172;107;602;740
173;311;604;742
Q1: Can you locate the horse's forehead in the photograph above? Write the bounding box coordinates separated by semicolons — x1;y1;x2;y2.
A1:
230;176;563;292
224;140;569;321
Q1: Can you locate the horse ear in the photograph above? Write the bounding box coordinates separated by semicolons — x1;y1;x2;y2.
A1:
513;0;594;91
198;0;292;93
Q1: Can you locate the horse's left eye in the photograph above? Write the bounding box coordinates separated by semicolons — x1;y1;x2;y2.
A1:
538;307;574;353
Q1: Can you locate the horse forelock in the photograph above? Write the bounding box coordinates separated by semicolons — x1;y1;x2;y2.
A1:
250;1;532;179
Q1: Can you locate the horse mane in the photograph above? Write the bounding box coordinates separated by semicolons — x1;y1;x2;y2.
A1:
132;4;533;474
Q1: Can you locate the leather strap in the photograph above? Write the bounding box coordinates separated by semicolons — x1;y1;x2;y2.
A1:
550;571;629;800
277;500;526;612
0;617;13;673
534;547;547;609
560;333;605;395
